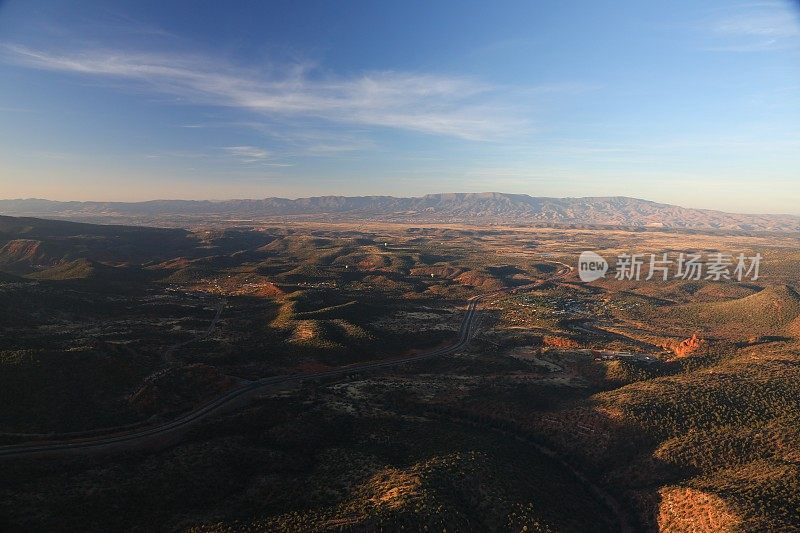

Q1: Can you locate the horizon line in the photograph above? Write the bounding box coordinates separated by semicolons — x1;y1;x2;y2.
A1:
1;192;799;219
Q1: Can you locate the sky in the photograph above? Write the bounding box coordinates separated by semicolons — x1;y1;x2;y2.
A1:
0;0;799;214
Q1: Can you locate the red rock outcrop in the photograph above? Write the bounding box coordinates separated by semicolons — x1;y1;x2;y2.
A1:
671;333;703;358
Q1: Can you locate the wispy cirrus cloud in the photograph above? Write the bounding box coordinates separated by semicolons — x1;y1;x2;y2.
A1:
222;146;293;166
1;43;530;141
142;146;292;166
704;3;800;52
223;145;270;162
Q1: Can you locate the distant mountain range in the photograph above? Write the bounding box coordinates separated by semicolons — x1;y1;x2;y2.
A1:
0;193;798;232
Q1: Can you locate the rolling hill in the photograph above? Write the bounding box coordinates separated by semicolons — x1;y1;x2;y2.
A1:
666;285;800;338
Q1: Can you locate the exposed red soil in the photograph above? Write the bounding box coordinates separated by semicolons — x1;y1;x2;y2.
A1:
543;335;580;348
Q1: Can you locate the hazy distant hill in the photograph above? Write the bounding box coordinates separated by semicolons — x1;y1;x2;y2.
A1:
1;193;798;232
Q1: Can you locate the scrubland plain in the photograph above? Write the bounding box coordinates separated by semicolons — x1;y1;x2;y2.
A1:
0;215;798;531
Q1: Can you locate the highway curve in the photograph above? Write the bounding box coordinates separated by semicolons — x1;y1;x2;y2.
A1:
0;298;480;459
0;261;573;459
0;260;636;531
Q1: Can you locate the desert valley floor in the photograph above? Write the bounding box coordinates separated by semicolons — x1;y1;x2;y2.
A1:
0;216;798;532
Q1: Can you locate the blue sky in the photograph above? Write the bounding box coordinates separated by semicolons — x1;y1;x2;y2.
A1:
0;0;798;214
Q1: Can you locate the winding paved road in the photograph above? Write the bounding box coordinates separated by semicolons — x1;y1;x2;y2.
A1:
0;298;480;459
0;262;574;459
0;260;636;531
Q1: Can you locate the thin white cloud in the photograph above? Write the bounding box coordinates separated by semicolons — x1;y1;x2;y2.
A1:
222;146;293;166
1;43;530;141
704;3;800;51
233;121;380;156
223;145;270;162
713;11;799;37
142;146;294;166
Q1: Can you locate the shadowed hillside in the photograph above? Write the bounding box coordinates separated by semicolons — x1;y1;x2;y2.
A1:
0;215;197;274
